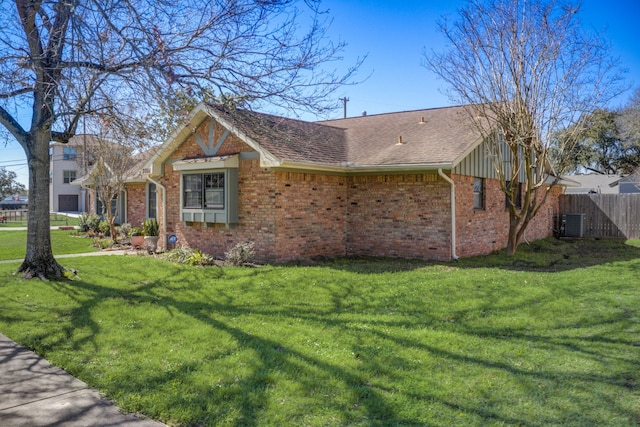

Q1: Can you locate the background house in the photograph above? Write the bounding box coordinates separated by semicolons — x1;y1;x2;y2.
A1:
0;195;28;210
615;173;640;193
562;174;621;195
49;134;99;213
125;103;561;263
562;173;640;194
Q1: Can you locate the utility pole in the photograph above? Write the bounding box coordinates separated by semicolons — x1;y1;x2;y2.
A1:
339;97;349;118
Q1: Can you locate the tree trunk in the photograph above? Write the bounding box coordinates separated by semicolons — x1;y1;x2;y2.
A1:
505;214;521;256
17;132;66;279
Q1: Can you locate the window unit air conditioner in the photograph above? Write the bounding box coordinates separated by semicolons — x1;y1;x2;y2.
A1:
562;213;586;237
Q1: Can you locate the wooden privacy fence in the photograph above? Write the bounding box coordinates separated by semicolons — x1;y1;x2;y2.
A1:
559;194;640;239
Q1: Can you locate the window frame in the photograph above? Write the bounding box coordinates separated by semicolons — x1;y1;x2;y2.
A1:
182;171;226;210
63;147;77;161
505;181;523;210
473;177;484;210
63;170;76;184
147;182;157;219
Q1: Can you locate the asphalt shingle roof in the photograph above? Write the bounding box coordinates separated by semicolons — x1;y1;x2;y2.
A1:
208;104;482;168
319;106;481;166
207;104;347;165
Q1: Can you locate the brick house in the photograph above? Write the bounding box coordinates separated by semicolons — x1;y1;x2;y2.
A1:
124;102;561;263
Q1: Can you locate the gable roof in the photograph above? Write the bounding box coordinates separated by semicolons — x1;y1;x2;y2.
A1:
147;103;485;175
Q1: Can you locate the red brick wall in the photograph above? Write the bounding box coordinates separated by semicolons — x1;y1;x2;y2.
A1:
454;175;562;258
126;183;146;228
455;175;506;257
274;172;347;262
346;174;453;261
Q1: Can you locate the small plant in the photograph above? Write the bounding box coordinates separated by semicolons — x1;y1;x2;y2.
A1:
98;220;111;235
165;245;214;266
78;212;101;233
129;226;143;237
225;241;255;266
143;218;159;236
93;238;114;249
165;245;191;264
187;249;215;266
117;223;132;240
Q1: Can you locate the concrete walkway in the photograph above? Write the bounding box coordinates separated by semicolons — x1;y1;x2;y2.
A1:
0;333;166;426
0;249;134;264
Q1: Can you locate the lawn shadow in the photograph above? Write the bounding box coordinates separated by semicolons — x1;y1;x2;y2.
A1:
9;250;640;426
324;238;640;274
34;267;418;426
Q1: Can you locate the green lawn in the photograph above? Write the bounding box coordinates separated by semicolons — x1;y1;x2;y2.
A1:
0;238;639;426
0;229;96;260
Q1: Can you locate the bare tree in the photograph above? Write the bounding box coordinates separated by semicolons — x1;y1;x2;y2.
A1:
618;87;640;187
78;109;147;241
424;0;624;255
0;0;360;278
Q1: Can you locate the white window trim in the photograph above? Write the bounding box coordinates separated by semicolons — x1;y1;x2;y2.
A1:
146;182;157;219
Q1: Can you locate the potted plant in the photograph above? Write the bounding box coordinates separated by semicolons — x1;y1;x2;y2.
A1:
129;226;145;249
142;218;160;252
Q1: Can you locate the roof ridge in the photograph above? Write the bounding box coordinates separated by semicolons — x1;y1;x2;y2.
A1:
317;104;470;123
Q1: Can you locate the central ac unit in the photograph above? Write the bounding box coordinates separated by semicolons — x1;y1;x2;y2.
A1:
562;213;586;237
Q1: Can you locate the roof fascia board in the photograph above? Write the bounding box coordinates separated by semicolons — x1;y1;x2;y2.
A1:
146;105;211;176
271;160;453;174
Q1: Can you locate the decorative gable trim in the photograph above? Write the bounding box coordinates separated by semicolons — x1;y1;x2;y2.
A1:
194;118;230;156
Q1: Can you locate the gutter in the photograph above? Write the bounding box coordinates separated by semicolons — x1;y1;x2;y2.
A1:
437;168;458;260
268;159;454;174
146;177;167;250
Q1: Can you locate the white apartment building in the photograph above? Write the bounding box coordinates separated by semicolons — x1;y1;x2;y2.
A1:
49;134;96;212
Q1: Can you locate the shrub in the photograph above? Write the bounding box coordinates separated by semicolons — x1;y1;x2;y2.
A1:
165;246;214;266
93;238;114;249
225;241;255;266
78;212;101;233
98;220;111;235
117;223;131;240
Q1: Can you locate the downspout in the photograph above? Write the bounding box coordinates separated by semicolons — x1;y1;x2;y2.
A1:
147;177;167;250
123;188;128;224
437;169;458;260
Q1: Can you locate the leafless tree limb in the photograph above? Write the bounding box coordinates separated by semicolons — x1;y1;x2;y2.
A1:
424;0;625;255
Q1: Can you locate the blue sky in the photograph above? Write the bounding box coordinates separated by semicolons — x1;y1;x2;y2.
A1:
2;0;639;188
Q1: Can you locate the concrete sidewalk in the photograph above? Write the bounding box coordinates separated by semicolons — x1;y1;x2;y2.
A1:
0;250;134;264
0;333;166;427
